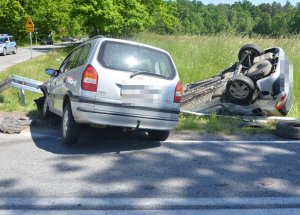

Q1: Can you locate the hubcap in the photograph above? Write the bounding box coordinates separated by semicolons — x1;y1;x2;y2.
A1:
229;81;249;99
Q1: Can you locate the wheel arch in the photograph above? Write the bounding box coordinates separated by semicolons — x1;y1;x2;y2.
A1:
63;90;75;110
63;94;71;110
38;85;48;96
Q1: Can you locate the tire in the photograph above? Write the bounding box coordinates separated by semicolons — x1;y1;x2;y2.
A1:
12;47;17;54
276;121;300;140
1;48;7;56
238;44;263;68
226;75;255;102
148;130;170;141
42;95;51;119
62;103;81;144
247;60;272;81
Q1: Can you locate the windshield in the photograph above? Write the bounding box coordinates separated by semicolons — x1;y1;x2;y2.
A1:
0;38;6;44
98;41;176;79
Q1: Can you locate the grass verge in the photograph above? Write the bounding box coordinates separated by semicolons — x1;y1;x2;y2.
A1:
0;47;73;115
176;113;276;134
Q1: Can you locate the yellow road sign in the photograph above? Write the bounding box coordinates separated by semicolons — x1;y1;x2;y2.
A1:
25;16;34;32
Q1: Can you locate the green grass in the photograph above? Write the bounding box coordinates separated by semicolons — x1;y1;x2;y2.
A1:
176;113;276;134
0;47;72;115
136;33;300;117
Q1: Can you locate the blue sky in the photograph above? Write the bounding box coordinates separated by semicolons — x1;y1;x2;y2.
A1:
200;0;298;5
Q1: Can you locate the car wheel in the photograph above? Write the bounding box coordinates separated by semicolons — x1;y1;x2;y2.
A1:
12;47;17;54
238;44;263;68
1;48;7;56
247;60;272;81
62;103;81;144
226;75;255;102
42;95;51;119
276;121;300;140
148;130;170;141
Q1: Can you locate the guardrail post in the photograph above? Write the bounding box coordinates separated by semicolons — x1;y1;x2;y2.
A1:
19;89;25;106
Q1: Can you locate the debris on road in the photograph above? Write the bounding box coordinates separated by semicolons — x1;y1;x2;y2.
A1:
0;113;36;134
0;117;22;134
276;121;300;140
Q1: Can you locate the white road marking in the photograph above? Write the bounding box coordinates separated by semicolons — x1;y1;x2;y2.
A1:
1;197;300;210
1;208;300;215
166;140;300;143
3;130;300;143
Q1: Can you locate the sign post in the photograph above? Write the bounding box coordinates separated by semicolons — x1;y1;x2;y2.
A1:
25;16;34;59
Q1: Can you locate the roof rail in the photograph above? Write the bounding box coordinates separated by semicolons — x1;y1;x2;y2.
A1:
87;35;105;41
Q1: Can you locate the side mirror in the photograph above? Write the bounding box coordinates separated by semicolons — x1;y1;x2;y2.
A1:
45;68;57;76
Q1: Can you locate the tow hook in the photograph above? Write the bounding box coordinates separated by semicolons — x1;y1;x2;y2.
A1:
129;120;141;131
135;120;141;129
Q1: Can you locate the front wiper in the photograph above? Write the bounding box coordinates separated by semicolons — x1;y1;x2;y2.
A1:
129;69;165;79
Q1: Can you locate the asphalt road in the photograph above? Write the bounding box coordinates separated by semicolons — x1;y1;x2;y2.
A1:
0;124;300;214
0;43;76;73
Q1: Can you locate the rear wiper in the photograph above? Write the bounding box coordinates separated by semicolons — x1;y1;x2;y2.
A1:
129;69;165;79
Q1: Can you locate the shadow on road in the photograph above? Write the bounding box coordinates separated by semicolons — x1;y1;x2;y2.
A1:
30;123;161;155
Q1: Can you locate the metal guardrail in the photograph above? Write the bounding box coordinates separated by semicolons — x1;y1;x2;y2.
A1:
0;75;43;94
0;75;43;106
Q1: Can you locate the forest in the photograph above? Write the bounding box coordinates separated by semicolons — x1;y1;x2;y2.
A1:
0;0;300;42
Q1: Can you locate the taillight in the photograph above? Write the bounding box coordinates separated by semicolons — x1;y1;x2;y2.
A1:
81;64;98;92
174;81;183;103
275;93;287;111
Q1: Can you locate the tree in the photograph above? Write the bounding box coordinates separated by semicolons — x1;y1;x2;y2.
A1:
0;0;26;42
73;0;123;36
149;1;181;34
290;3;300;33
253;13;272;35
116;0;150;37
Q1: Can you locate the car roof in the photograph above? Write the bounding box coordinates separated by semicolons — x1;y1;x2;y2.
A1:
0;34;12;37
86;36;170;55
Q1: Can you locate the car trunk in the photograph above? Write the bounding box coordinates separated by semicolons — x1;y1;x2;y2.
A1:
94;68;175;119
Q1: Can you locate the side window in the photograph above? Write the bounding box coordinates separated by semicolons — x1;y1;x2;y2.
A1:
75;44;91;67
59;55;70;74
62;47;82;73
10;37;15;42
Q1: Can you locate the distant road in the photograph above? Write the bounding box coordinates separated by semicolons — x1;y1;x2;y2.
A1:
0;43;77;73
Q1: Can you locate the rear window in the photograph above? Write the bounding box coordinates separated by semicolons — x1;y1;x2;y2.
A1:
98;41;176;79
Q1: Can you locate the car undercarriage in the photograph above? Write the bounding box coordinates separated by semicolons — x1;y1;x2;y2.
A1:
180;44;293;117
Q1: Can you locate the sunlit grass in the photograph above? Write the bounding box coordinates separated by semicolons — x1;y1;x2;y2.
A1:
0;48;70;114
176;113;276;134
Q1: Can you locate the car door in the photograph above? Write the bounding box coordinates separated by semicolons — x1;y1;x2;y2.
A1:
4;37;11;52
7;37;14;52
50;47;82;115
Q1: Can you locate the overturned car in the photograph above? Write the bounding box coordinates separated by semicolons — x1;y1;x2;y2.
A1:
181;44;293;116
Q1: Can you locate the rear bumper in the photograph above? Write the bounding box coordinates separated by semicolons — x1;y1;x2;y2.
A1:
72;102;179;130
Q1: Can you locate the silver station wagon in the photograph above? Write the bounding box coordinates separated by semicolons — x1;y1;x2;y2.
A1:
40;36;182;144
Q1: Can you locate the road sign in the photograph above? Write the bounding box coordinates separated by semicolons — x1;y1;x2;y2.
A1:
25;16;34;33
